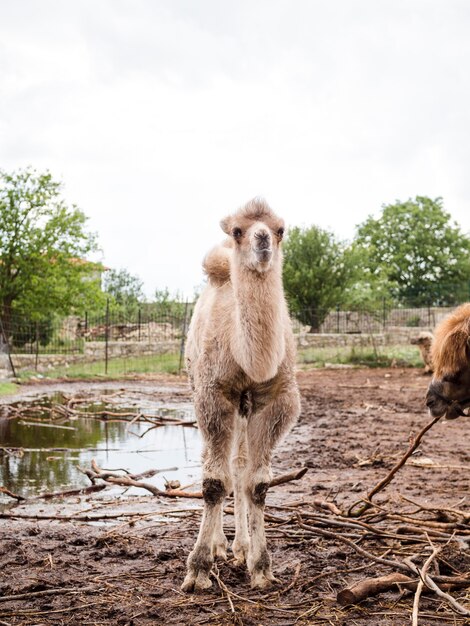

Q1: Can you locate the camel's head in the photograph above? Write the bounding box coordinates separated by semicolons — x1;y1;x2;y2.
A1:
220;198;285;273
410;332;433;349
425;304;470;419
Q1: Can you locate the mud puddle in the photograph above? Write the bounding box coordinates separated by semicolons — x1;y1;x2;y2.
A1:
0;390;201;500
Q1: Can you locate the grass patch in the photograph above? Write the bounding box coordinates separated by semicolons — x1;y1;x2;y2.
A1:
15;345;424;382
0;381;18;396
18;352;182;381
298;344;423;369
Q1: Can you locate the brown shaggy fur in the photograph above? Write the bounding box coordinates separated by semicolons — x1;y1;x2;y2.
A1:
431;303;470;378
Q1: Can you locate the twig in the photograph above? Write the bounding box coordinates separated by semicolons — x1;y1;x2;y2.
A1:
348;414;444;517
406;561;470;616
0;486;26;501
312;498;342;516
411;544;441;626
211;564;235;613
0;586;95;603
269;466;308;487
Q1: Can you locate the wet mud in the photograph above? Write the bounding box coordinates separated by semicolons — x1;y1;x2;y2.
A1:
1;368;470;625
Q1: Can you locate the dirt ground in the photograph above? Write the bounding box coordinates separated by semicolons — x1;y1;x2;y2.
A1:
1;368;470;626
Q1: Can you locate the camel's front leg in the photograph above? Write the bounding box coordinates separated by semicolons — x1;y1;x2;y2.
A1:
245;385;300;589
231;416;249;565
181;391;234;592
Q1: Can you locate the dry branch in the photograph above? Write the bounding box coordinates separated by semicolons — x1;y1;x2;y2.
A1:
337;573;416;605
412;545;441;626
0;486;26;501
78;461;308;499
348;413;444;517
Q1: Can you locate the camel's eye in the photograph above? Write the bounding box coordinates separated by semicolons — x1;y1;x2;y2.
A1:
232;227;242;240
277;227;284;239
443;372;461;384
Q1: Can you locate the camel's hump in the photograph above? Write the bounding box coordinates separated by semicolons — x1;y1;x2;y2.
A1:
202;240;232;286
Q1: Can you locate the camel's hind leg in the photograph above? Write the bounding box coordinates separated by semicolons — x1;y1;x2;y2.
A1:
231;415;249;565
181;391;235;592
245;385;300;589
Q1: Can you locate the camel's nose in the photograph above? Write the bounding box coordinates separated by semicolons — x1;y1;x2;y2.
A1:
254;230;271;250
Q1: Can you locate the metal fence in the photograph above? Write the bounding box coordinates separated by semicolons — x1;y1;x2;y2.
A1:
1;303;194;376
292;302;452;334
0;299;466;376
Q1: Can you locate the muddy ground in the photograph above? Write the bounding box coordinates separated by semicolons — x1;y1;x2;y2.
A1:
1;368;470;625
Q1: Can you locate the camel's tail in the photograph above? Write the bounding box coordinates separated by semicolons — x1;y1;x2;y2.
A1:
203;240;232;286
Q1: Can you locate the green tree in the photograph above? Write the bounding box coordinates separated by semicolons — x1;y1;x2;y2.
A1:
282;226;357;331
103;268;144;317
355;197;470;305
151;287;186;318
0;168;103;329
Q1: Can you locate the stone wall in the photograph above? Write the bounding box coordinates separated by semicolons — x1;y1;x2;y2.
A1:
10;340;180;373
296;326;433;349
7;327;430;374
84;340;179;359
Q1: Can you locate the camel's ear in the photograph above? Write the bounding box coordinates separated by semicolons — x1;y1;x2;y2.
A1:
220;216;232;235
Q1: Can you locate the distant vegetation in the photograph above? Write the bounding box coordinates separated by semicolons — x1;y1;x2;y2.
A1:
2;167;469;339
283;196;470;330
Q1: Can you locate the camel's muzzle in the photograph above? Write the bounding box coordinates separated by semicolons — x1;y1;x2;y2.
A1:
255;248;273;263
426;381;470;419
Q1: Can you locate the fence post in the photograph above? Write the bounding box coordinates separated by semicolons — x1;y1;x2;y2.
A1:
105;299;110;375
138;307;141;342
382;297;386;331
336;305;340;334
178;301;190;374
35;321;39;371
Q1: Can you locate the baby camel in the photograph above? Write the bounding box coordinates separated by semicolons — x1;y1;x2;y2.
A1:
426;303;470;420
182;199;301;592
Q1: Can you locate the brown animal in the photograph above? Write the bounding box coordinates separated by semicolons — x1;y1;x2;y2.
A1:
181;199;301;592
426;303;470;419
410;331;433;373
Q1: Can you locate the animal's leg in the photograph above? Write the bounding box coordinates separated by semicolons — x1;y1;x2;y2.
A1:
245;385;300;589
181;391;234;592
231;416;249;565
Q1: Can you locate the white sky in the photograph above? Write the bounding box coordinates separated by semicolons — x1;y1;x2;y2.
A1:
1;0;470;298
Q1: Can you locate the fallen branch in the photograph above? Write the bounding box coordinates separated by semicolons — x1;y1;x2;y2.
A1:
79;462;308;499
269;466;308;487
296;514;470;588
78;463;203;499
0;586;96;603
312;498;342;516
0;486;26;501
337;572;416;606
405;553;470;617
348;414;444;517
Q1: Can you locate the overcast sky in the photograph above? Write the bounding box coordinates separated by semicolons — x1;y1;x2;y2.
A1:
1;0;470;298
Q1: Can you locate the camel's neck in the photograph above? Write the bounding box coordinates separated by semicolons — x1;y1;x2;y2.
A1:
230;261;287;383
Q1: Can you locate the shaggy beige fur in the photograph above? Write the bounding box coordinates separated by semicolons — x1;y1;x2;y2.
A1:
410;331;433;373
182;198;301;592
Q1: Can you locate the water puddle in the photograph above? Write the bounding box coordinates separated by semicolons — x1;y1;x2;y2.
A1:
0;391;202;500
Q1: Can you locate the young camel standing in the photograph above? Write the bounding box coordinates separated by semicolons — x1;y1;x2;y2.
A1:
182;199;301;592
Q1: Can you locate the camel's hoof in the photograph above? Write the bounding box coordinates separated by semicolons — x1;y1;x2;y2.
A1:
250;569;278;589
232;540;249;566
181;570;212;592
